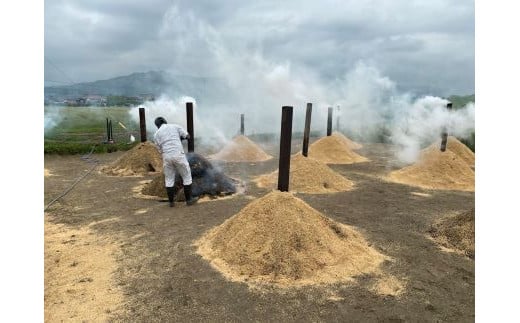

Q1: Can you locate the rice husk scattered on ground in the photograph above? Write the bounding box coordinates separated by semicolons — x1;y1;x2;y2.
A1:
45;215;124;322
100;142;162;176
308;133;369;164
428;208;475;259
253;153;354;194
386;138;474;191
194;190;394;289
331;131;363;149
209;135;273;162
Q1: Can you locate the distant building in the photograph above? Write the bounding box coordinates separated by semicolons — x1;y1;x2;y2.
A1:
139;93;155;102
86;95;107;106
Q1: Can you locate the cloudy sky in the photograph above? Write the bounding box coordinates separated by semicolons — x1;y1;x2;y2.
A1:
44;0;474;96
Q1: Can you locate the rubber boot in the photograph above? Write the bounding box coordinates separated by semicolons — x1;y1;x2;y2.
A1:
184;184;199;206
166;187;175;207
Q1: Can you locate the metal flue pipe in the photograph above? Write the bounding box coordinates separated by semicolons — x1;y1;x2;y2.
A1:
440;102;453;152
327;107;333;136
240;114;245;135
139;107;147;142
302;103;312;157
277;106;293;192
186;102;195;152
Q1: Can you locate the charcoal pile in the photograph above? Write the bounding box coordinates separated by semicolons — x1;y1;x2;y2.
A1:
142;153;239;201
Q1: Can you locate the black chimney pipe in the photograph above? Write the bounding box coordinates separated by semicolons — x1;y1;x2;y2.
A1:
440;102;453;152
139;107;147;142
277;106;293;192
327;107;333;136
240;114;245;135
302;103;312;157
186;102;195;152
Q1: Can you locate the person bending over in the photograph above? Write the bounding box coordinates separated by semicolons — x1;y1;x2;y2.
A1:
153;117;198;207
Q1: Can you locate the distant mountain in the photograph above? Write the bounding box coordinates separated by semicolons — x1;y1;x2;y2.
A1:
45;70;475;109
44;70;231;104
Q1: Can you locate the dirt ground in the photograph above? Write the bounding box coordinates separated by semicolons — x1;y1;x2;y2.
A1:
44;138;474;322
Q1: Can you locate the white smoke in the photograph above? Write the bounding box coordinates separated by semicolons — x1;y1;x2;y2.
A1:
388;97;475;163
44;105;65;133
129;95;231;150
142;5;475;163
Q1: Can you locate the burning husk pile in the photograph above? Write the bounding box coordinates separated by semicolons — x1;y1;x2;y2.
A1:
331;131;363;150
100;142;162;176
194;190;389;288
309;132;368;164
429;208;475;259
386;137;475;191
253;153;354;193
142;153;238;201
209;135;273;162
443;136;475;169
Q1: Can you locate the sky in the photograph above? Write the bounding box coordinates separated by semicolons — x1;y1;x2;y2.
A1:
44;0;474;97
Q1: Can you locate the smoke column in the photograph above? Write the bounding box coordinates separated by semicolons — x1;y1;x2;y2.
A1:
44;106;65;134
129;5;474;163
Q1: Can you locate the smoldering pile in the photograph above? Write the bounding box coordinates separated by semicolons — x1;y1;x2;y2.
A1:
100;142;162;176
429;208;475;259
253;153;354;194
309;132;368;164
194;190;395;289
209;135;273;162
386;137;475;191
332;131;363;149
141;153;240;201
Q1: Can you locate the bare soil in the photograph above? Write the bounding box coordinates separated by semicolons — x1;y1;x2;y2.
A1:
44;137;474;322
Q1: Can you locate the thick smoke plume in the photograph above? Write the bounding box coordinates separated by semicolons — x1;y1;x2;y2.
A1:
128;5;474;163
129;95;232;150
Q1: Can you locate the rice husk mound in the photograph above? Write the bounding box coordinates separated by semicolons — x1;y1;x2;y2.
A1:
194;190;389;288
309;134;369;164
331;131;363;149
386;140;474;191
141;173;168;199
253;153;354;194
444;136;475;169
428;208;475;259
209;135;273;162
100;142;162;176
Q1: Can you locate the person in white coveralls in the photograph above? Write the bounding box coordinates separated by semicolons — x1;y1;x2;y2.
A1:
153;117;198;207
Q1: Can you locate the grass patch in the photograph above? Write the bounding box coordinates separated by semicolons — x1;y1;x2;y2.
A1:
45;106;142;154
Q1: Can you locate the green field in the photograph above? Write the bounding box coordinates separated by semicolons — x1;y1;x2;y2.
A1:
44;106;141;154
44;98;475;154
